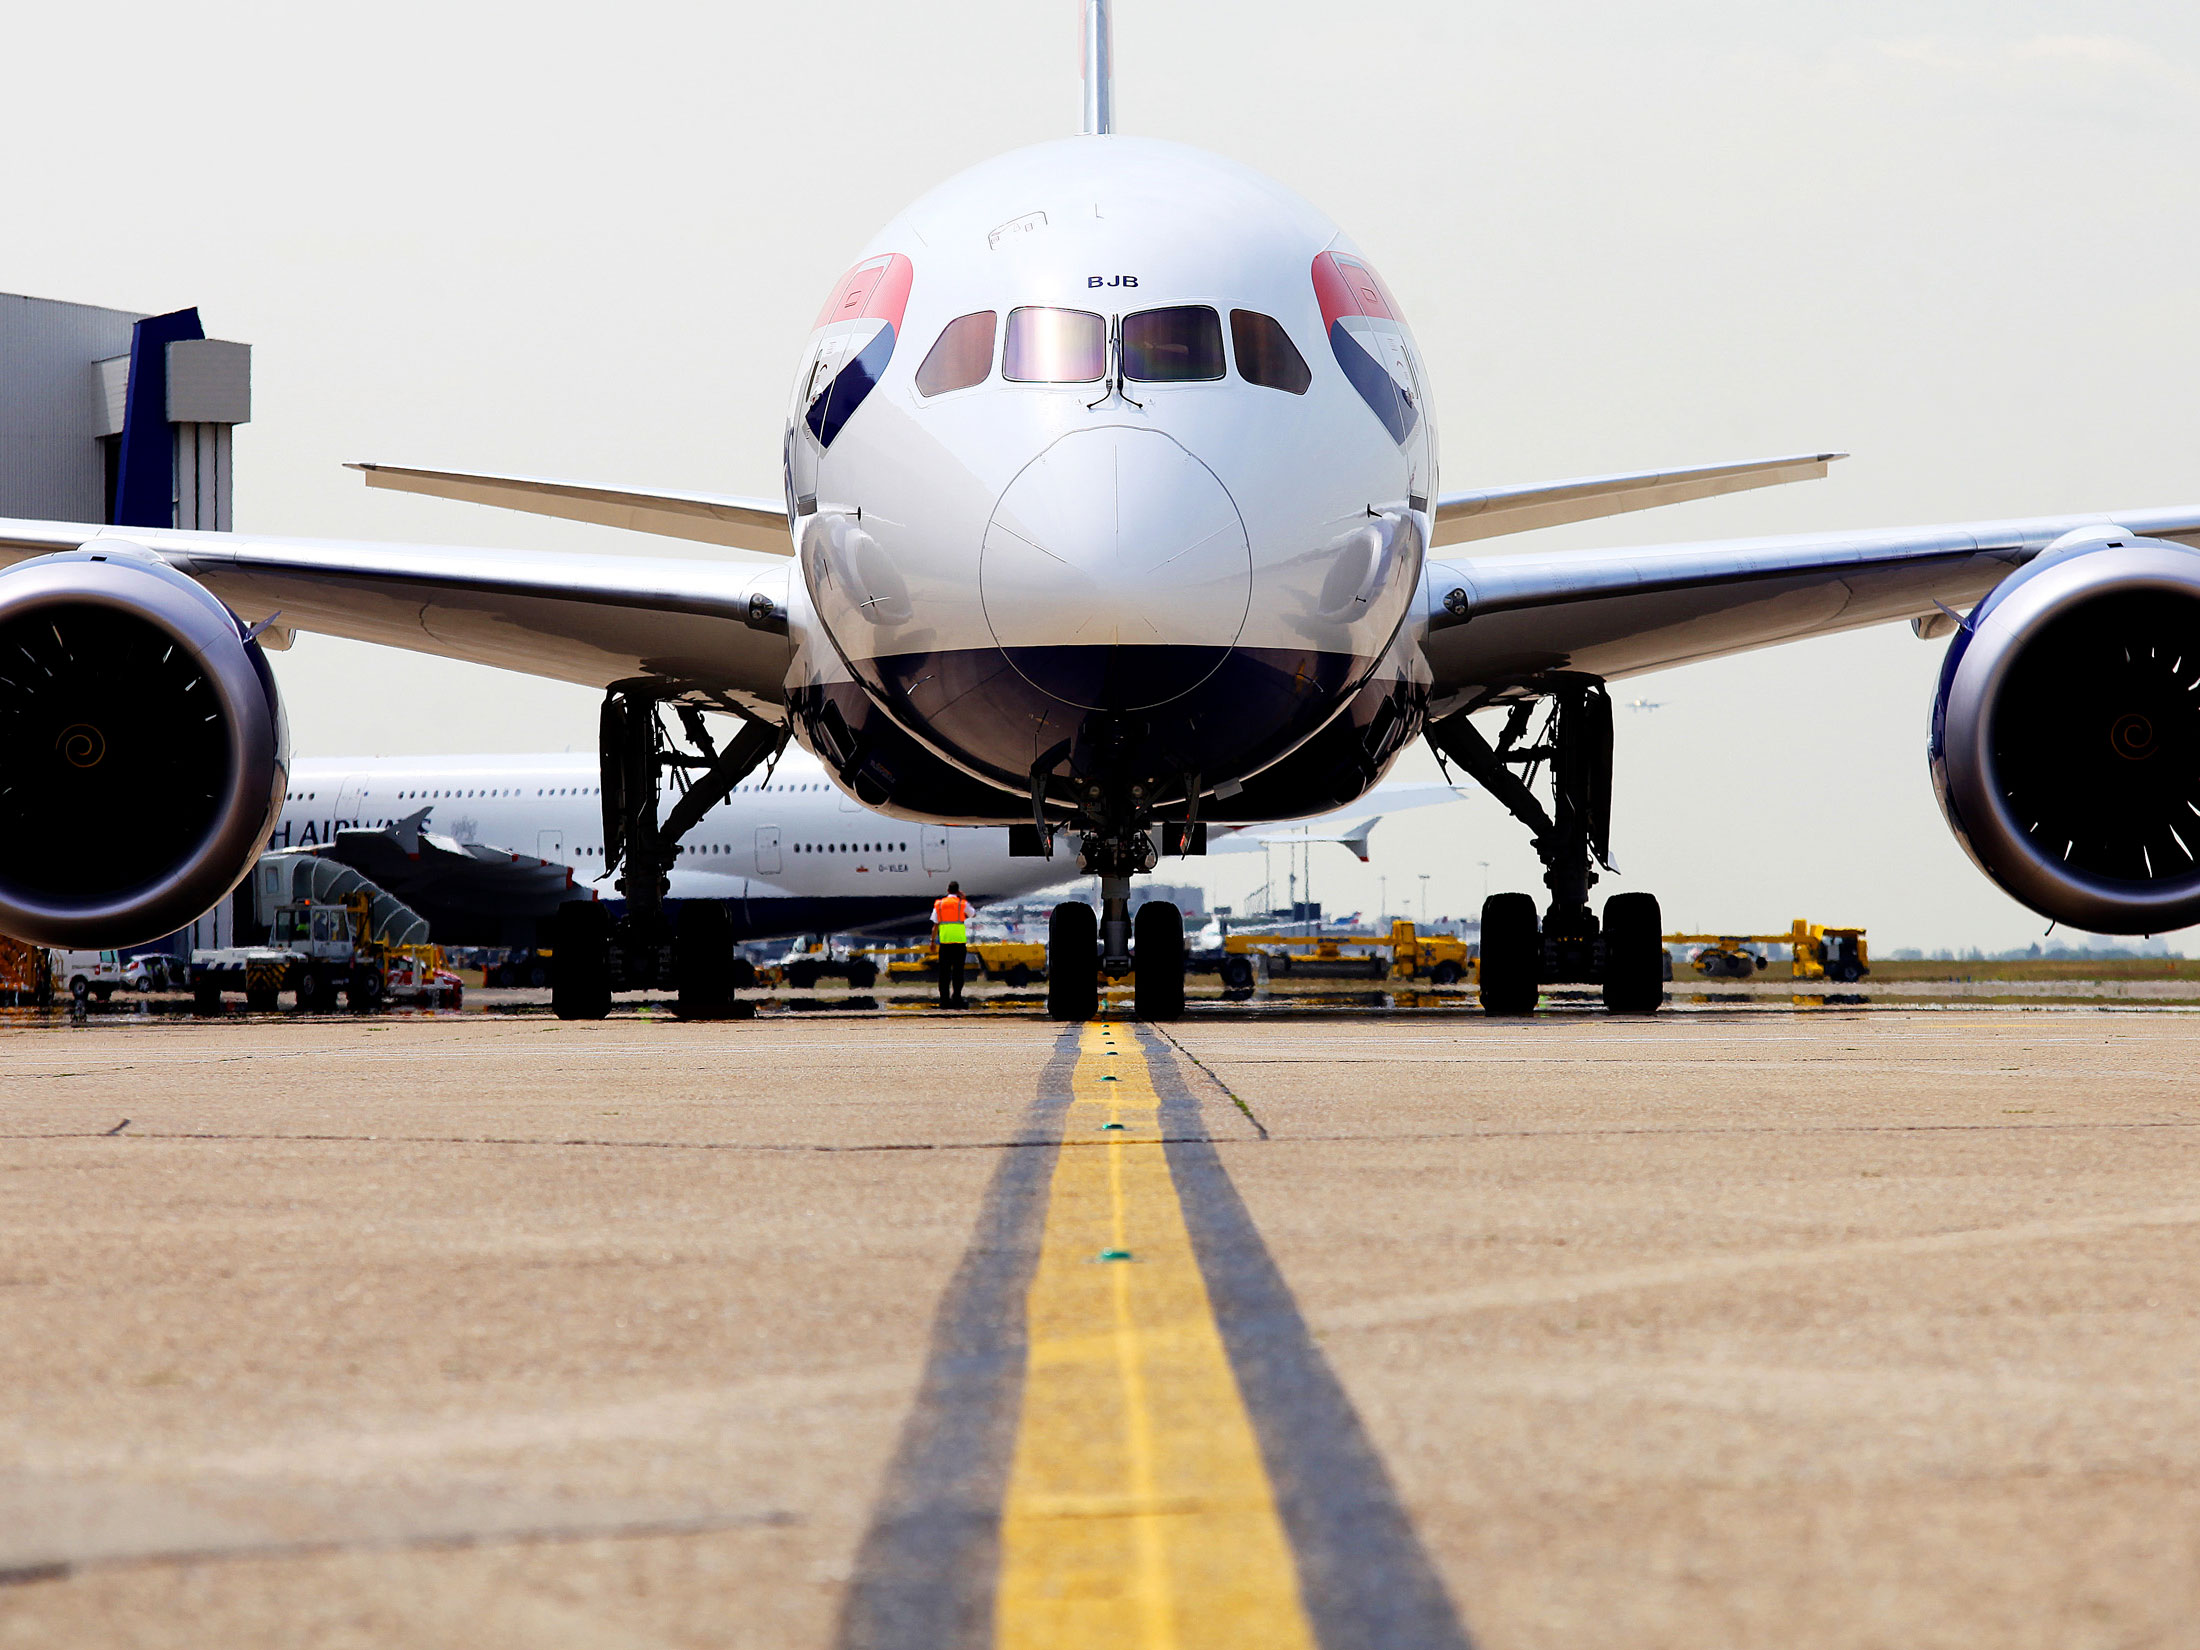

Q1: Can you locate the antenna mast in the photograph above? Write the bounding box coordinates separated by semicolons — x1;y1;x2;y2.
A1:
1081;0;1114;134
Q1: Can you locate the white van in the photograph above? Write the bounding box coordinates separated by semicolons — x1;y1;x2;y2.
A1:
51;950;126;1003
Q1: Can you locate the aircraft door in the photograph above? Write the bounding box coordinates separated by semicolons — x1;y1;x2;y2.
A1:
922;825;950;872
538;829;564;862
332;776;366;828
756;826;782;875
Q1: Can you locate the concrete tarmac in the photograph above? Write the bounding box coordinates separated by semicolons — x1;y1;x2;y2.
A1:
1;1006;2194;1648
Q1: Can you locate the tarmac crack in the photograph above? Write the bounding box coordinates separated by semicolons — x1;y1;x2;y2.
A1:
1313;1201;2200;1331
0;1508;801;1589
0;1130;1234;1154
1150;1024;1271;1138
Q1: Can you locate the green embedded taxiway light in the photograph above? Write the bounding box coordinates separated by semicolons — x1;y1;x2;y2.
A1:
1097;1248;1133;1262
1100;1121;1126;1131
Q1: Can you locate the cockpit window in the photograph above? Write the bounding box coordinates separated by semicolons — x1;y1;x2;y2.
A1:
1121;306;1224;382
1229;310;1311;395
1002;307;1106;383
915;312;996;397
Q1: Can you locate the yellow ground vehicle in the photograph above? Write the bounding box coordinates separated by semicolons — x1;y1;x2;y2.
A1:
1218;920;1474;988
1665;920;1869;983
878;938;1048;987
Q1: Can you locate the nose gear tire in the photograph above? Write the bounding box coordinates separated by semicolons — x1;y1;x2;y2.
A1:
1048;901;1100;1021
1133;899;1186;1020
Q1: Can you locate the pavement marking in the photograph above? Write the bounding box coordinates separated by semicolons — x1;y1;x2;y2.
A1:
836;1031;1081;1650
839;1023;1472;1650
1141;1027;1475;1650
995;1021;1315;1650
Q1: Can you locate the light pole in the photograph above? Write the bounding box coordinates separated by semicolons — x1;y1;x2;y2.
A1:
1379;875;1387;925
1418;874;1430;928
1478;860;1490;902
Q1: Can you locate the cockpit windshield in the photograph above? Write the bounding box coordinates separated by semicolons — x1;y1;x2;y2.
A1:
915;312;996;396
1002;307;1106;383
1121;306;1224;382
1230;310;1311;395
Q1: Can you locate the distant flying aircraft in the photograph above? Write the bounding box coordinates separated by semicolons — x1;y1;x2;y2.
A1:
1624;698;1663;713
3;0;2196;1021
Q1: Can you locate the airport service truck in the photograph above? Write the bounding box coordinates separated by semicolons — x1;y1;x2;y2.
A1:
191;851;459;1010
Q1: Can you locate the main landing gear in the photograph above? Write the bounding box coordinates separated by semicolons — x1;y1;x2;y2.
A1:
552;688;785;1021
1427;676;1665;1016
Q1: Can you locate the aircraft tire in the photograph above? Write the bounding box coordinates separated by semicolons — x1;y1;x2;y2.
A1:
1478;893;1540;1016
1600;892;1665;1014
1133;901;1186;1021
1048;902;1099;1021
552;901;613;1021
676;903;736;1019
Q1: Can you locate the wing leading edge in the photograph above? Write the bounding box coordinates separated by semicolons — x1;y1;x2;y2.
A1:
0;518;793;714
1421;505;2200;707
1432;452;1845;547
348;463;793;555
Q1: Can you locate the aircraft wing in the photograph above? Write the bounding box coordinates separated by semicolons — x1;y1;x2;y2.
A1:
348;463;793;554
0;517;794;714
1432;452;1844;547
1421;504;2200;706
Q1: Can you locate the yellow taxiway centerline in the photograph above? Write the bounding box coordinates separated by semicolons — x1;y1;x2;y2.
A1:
995;1021;1317;1649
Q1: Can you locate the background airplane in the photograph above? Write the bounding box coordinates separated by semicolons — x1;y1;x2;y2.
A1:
1;0;2197;1023
270;747;1461;951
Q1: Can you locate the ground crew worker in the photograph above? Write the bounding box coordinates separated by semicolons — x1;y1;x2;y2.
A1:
932;881;973;1008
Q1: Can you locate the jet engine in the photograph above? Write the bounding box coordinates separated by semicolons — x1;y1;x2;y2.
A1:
0;547;288;947
1933;527;2200;933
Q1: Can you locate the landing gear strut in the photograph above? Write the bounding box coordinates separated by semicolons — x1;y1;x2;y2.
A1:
553;688;785;1021
1040;755;1191;1021
1428;675;1664;1016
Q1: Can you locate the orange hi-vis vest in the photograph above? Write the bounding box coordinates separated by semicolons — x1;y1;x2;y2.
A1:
933;894;971;944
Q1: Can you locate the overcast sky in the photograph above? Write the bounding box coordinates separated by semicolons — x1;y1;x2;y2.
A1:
6;1;2198;949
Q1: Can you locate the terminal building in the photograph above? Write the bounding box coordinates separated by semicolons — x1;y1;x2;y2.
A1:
2;292;253;954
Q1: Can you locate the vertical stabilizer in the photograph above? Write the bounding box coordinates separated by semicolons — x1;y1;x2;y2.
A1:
1081;0;1114;134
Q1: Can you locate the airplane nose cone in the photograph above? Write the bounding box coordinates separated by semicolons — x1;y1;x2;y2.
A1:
981;427;1252;710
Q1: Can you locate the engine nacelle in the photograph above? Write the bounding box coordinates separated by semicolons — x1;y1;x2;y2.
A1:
0;547;288;947
1932;527;2200;934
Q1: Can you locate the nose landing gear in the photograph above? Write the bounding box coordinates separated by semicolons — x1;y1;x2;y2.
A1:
1044;803;1190;1022
1429;676;1665;1016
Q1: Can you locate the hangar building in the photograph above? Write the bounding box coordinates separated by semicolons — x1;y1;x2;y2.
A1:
0;292;251;530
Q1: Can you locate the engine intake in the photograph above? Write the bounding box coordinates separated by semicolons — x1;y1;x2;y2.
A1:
1933;528;2200;933
0;547;287;947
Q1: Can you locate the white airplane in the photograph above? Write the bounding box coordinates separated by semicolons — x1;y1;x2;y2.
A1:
3;0;2198;1020
273;746;1460;950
